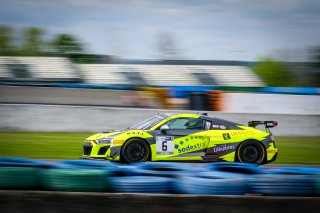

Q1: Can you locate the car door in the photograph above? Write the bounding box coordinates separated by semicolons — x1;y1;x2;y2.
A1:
204;120;239;161
151;117;210;160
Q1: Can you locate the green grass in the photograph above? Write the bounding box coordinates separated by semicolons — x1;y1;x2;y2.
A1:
0;132;319;164
274;137;320;165
0;132;93;160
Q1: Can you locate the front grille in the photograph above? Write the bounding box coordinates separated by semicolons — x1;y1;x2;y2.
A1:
83;142;92;155
98;146;110;155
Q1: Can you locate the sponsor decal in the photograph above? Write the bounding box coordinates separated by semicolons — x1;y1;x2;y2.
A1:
175;142;206;154
212;125;220;129
230;130;255;137
220;125;227;129
213;144;236;153
212;125;227;129
126;131;144;135
112;140;124;145
222;133;231;140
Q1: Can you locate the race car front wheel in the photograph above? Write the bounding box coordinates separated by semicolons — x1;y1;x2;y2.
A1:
237;140;265;165
121;138;150;164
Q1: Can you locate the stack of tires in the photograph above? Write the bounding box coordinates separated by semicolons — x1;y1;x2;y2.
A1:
250;167;320;196
38;160;117;192
0;158;46;189
315;176;320;196
173;162;262;195
250;174;316;196
109;162;188;193
40;169;110;192
174;174;247;195
1;157;320;196
127;162;191;177
109;176;172;193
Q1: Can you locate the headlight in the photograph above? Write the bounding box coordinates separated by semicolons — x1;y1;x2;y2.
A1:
94;137;114;144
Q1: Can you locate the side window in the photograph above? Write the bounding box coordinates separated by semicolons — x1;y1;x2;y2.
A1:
166;118;189;130
211;122;228;130
164;118;205;130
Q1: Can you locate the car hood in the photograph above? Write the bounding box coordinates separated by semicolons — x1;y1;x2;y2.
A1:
86;130;127;141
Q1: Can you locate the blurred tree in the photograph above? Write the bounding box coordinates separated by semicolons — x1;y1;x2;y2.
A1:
21;27;45;55
312;46;320;62
0;25;15;55
309;46;320;86
51;34;83;55
156;32;179;60
252;58;292;86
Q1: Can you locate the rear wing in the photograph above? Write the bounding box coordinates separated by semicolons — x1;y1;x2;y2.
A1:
248;120;278;132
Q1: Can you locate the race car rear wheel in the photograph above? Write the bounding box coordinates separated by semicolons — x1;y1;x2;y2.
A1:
237;140;265;165
121;138;150;164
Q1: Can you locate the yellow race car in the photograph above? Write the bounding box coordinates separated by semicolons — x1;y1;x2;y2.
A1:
81;113;278;164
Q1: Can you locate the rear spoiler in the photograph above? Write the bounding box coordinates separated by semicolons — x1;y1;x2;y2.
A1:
248;121;278;132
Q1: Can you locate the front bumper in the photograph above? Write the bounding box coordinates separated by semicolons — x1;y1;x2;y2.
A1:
265;152;278;164
80;156;108;160
82;141;121;161
83;141;110;156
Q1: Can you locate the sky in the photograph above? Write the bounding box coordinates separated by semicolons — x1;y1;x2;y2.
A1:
1;0;320;61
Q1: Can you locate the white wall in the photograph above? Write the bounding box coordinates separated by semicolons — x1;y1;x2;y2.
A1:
223;93;320;115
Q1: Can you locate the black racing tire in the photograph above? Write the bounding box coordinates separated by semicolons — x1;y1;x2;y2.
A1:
121;138;150;164
237;140;265;165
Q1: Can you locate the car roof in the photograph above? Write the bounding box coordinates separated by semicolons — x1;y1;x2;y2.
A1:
159;113;243;127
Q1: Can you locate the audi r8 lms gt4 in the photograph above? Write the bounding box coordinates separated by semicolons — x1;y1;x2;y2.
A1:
81;113;278;164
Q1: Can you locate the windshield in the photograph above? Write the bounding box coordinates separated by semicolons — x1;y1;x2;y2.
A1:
128;115;165;130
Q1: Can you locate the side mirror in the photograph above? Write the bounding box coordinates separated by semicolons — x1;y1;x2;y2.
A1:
160;125;169;133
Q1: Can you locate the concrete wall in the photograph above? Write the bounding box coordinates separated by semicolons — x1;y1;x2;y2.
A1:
0;104;319;136
0;86;160;108
0;190;319;213
2;86;320;115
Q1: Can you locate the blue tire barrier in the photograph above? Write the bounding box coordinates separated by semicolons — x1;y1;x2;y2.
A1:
127;162;191;177
0;167;38;189
250;174;316;196
60;160;119;172
109;176;173;193
40;168;111;192
205;162;265;193
0;157;49;168
174;176;247;195
207;162;266;175
108;164;142;176
266;167;320;175
314;175;320;195
191;170;250;179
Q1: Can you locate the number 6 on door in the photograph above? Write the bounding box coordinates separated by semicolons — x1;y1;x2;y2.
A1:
156;136;174;154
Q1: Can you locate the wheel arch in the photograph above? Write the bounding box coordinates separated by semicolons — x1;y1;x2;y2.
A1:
120;137;152;162
234;139;267;163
